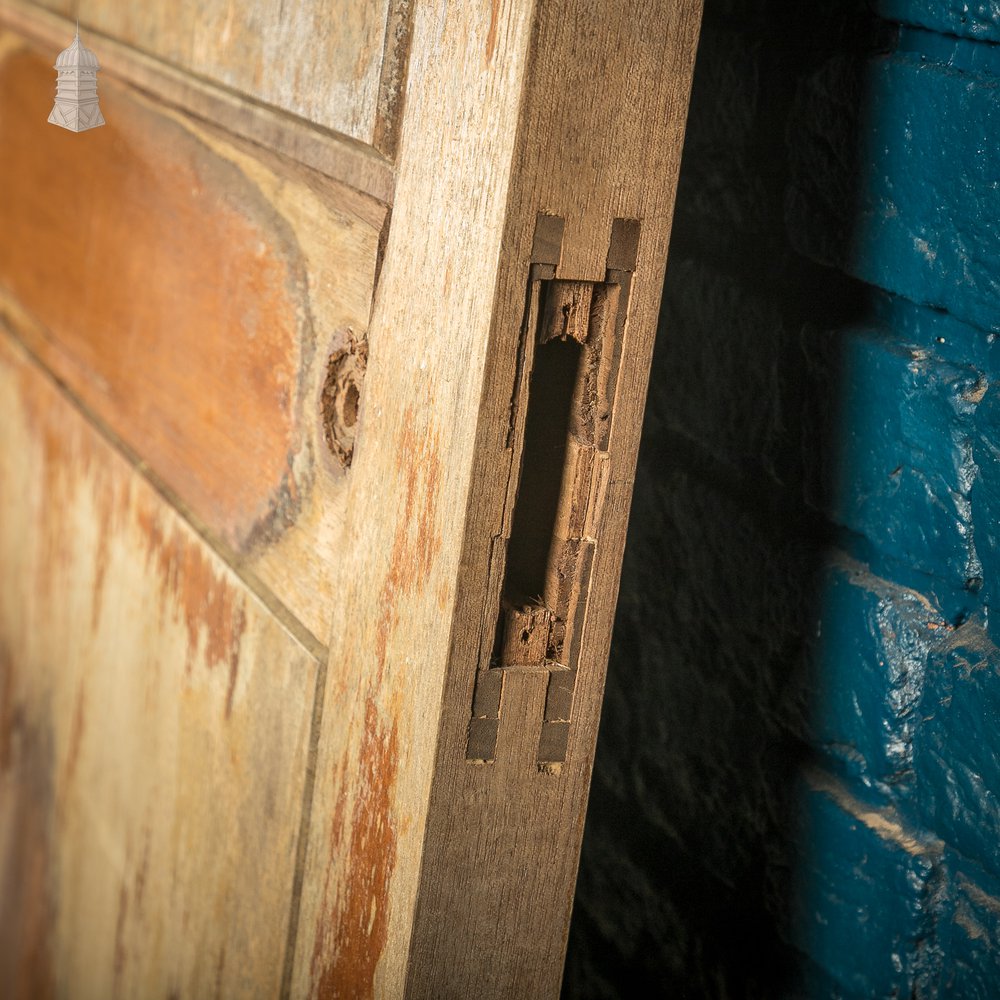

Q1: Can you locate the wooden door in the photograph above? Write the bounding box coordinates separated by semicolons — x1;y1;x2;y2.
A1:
0;1;702;996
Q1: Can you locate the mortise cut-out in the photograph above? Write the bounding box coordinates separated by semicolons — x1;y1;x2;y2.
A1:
466;214;640;767
503;330;581;635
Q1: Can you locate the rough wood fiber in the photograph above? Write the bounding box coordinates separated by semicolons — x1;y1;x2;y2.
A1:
0;0;395;202
405;2;703;996
291;2;701;998
0;330;320;998
0;33;384;646
77;0;407;152
0;2;701;996
290;3;539;996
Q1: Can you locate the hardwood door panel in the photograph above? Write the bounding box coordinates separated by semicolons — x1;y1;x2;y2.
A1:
76;0;408;153
0;330;320;999
0;33;386;646
289;4;543;993
1;1;395;203
0;1;703;995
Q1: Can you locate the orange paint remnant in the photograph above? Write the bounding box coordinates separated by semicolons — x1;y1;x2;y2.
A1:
0;47;308;550
310;408;440;993
485;0;502;65
225;606;247;720
374;408;443;669
135;506;248;696
312;701;399;999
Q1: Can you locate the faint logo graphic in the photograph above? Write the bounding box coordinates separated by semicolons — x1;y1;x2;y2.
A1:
49;25;105;132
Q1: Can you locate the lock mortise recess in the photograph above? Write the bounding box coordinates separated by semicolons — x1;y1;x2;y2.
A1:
466;215;639;769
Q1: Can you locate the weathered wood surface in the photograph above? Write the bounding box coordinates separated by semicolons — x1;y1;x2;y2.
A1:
405;2;704;995
291;1;702;997
0;0;395;202
290;3;540;996
0;330;321;998
76;0;409;155
0;1;701;996
0;31;385;647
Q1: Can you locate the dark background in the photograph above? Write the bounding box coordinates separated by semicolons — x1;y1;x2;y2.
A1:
562;1;940;996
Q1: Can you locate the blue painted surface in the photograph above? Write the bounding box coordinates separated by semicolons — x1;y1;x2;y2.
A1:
937;851;1000;997
792;40;1000;334
792;780;942;998
826;323;987;589
913;631;1000;877
853;50;1000;333
879;0;1000;42
808;558;945;793
791;14;1000;995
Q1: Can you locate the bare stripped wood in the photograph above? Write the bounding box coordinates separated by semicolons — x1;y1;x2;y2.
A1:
290;1;700;997
290;3;540;996
0;2;701;995
0;330;320;998
0;32;384;645
406;3;703;994
0;0;395;202
74;0;410;154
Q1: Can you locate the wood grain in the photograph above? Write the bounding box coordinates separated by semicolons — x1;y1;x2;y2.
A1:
0;329;320;998
406;3;703;994
0;0;396;203
289;0;700;996
290;3;540;996
0;33;384;645
76;0;409;153
0;3;702;995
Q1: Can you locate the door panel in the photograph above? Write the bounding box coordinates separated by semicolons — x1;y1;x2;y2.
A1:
79;0;408;152
0;330;320;998
0;34;385;645
0;1;703;996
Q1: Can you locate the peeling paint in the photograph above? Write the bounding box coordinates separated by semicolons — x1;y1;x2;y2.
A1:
312;702;399;999
309;406;441;996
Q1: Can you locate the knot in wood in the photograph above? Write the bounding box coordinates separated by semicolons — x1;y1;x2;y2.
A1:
321;333;368;468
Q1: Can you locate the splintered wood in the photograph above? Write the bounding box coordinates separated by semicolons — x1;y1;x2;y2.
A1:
465;217;635;767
